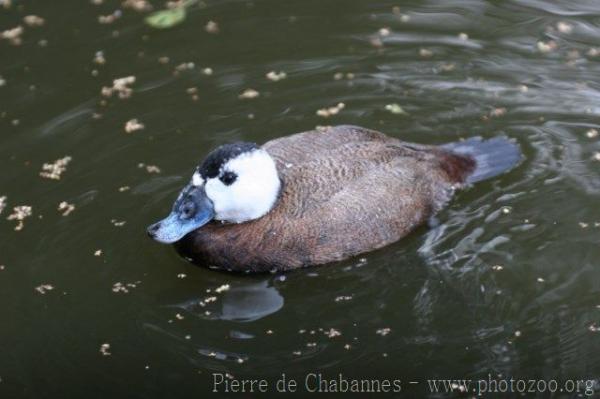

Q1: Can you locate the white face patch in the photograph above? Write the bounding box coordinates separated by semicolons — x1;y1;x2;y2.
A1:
204;148;280;223
191;171;204;187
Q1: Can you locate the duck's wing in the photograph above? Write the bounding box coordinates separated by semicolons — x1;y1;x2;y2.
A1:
261;126;460;266
263;125;407;217
304;152;454;264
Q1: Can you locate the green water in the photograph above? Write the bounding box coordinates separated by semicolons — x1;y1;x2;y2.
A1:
2;0;600;397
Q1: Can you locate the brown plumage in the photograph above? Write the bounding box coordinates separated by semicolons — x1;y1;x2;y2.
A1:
173;125;520;272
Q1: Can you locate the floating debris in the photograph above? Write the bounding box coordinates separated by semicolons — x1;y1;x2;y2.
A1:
514;330;522;337
593;152;600;162
186;87;199;101
94;249;103;256
23;15;45;27
458;32;469;40
333;72;353;80
124;118;144;133
7;206;32;231
586;129;599;138
174;62;195;74
93;51;106;65
376;327;391;336
175;313;184;320
419;48;433;58
101;76;136;99
537;40;557;53
501;206;512;214
195;296;215;307
145;4;186;29
334;295;353;302
587;48;600;57
385;103;407;115
437;62;456;72
110;219;126;227
0;75;5;87
35;284;54;294
492;265;504;271
205;20;219;34
489;107;507;117
118;186;130;192
215;284;230;293
138;163;161;173
266;71;287;82
99;343;111;356
378;27;391;37
0;196;6;215
325;328;341;338
58;201;75;216
537;277;545;283
316;102;345;117
112;281;140;293
122;0;152;12
556;21;573;34
202;67;213;76
98;10;122;24
177;273;187;279
1;26;23;45
40;156;72;180
238;88;259;99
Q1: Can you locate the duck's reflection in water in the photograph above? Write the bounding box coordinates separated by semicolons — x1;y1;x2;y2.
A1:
179;279;284;322
144;278;285;368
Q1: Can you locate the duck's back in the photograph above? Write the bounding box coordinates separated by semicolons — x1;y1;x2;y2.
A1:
177;125;474;272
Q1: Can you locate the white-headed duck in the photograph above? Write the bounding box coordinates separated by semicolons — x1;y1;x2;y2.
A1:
147;125;520;272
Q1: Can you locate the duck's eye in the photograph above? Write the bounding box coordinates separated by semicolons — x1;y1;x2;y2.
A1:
180;201;196;219
219;171;237;186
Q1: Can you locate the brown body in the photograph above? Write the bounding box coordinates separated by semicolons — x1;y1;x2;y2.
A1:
176;125;476;272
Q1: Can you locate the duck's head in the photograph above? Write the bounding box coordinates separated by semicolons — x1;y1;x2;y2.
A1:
147;142;281;244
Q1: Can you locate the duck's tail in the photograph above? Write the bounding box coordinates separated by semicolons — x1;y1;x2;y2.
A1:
442;136;521;184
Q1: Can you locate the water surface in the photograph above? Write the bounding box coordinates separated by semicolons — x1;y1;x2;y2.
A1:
1;0;600;397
